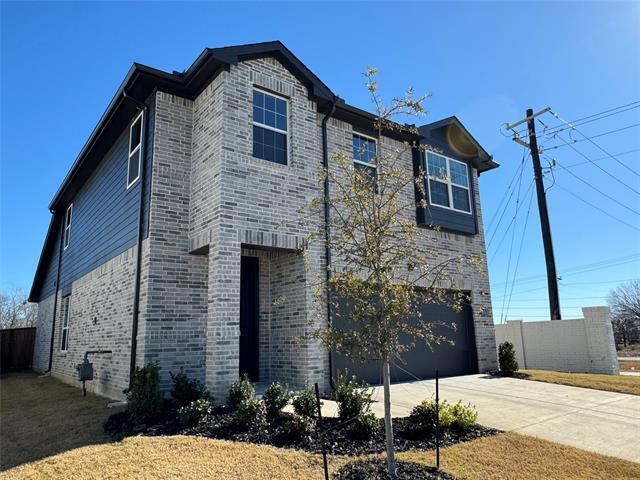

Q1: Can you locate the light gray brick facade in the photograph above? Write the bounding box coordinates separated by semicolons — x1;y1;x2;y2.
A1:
36;50;497;400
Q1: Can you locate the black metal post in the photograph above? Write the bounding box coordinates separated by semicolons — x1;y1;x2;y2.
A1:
314;383;329;480
526;109;561;320
435;369;440;471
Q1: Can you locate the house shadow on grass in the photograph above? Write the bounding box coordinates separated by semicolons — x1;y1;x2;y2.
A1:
0;372;123;471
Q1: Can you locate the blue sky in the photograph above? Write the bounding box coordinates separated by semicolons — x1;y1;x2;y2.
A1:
1;1;639;322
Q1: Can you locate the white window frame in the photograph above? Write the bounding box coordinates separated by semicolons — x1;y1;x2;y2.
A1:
126;111;144;189
252;87;289;165
63;203;73;250
60;295;71;352
352;132;378;170
425;152;472;215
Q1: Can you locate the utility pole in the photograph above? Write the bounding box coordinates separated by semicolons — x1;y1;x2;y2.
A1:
506;108;561;320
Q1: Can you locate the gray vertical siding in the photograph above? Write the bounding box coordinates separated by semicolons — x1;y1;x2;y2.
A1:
37;217;62;300
32;99;155;301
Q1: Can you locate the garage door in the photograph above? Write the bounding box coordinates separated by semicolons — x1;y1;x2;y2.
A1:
332;299;478;385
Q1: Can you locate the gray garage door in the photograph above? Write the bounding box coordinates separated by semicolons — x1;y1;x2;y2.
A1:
333;300;478;385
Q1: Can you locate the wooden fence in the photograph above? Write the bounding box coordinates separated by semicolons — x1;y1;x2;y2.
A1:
1;327;36;373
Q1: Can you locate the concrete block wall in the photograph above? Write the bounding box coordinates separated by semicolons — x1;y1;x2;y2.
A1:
32;293;55;373
49;245;137;399
495;307;619;374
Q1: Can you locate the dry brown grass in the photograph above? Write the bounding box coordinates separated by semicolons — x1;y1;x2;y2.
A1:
398;432;640;480
0;372;123;470
521;369;640;396
618;359;640;372
5;433;639;480
2;436;335;480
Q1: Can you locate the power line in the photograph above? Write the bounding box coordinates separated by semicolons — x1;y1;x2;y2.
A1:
541;122;640;195
485;149;529;233
559;148;640;169
492;278;638;299
551;157;640;216
513;100;640;137
501;188;535;323
488;182;535;265
492;253;640;287
548;110;640;178
541;122;640;151
554;183;640;232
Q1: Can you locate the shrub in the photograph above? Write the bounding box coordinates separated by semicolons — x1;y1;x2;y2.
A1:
125;363;164;425
349;412;380;439
292;384;320;419
407;399;453;435
333;371;373;422
170;370;209;407
498;341;519;374
263;381;290;417
177;399;212;427
449;401;477;432
227;374;255;409
236;398;266;429
281;413;315;441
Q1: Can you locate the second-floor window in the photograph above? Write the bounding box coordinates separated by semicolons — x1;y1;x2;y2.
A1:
352;133;377;180
127;112;143;188
63;203;73;249
425;152;472;213
252;89;288;165
60;295;71;352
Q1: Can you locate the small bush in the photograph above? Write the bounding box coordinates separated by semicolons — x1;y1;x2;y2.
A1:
407;399;453;435
263;381;290;417
449;401;477;432
281;413;315;441
170;370;209;407
125;363;164;425
227;374;255;409
177;399;212;427
349;412;380;439
236;398;266;429
292;384;320;419
498;341;519;374
333;371;373;422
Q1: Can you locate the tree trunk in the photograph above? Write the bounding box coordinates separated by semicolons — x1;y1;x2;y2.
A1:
382;359;396;477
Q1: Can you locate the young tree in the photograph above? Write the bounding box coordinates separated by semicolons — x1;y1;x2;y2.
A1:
608;280;640;348
0;287;37;330
301;69;482;476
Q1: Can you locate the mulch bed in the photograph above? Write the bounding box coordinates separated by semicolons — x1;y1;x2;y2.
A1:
334;459;455;479
489;370;530;380
105;407;500;457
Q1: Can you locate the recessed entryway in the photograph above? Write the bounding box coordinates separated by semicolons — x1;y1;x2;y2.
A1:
239;256;260;381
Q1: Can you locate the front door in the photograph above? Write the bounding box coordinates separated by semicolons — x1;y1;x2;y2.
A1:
239;256;260;381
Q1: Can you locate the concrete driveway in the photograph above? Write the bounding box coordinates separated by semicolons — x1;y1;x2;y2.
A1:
367;374;640;463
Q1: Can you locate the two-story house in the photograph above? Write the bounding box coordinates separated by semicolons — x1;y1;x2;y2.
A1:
30;41;499;400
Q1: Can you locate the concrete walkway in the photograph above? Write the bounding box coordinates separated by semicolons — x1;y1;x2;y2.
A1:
362;374;640;463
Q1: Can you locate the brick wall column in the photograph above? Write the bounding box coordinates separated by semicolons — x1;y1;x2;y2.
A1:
205;235;241;402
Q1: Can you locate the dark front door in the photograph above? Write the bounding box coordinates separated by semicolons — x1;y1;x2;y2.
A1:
240;256;260;381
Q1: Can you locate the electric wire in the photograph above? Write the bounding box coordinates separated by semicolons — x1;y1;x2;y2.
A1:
501;188;535;323
539;120;640;196
551;158;640;216
548;110;640;177
541;122;640;152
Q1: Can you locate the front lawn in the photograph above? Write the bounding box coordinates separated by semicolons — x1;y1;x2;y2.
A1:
0;372;124;470
520;369;640;396
4;432;640;480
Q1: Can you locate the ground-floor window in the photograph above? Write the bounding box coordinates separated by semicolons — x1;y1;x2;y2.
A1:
60;295;71;352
